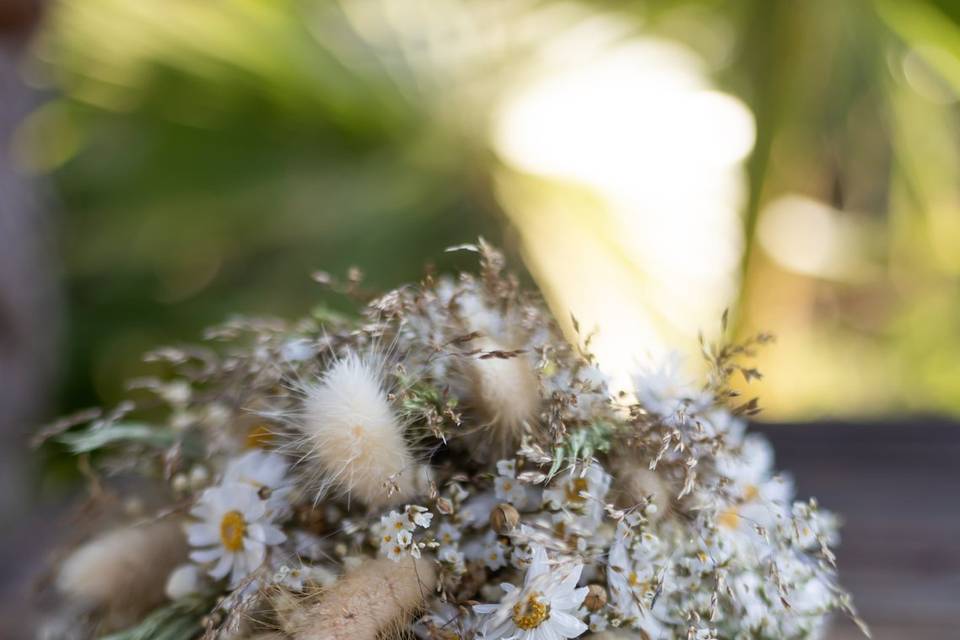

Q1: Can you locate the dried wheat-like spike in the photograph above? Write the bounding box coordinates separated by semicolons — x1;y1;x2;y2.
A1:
461;336;540;450
56;520;187;631
288;557;436;640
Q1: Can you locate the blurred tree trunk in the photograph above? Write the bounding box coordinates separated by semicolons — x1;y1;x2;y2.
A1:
0;0;56;521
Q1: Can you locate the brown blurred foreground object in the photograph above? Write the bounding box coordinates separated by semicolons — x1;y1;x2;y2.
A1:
0;0;43;36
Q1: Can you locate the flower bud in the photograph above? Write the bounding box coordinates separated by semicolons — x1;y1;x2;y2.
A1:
584;584;607;612
489;503;520;534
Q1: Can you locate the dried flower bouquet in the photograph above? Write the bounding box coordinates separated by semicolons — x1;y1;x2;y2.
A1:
39;242;866;640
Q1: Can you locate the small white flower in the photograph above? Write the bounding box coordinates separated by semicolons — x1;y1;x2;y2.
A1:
381;510;413;535
437;522;462;547
385;540;406;561
494;460;528;506
187;483;286;587
588;613;608;633
632;351;711;422
474;545;588;640
272;563;308;591
511;544;534;570
481;531;509;571
281;338;316;362
408;504;434;528
496;459;517;477
438;546;466;574
607;531;663;628
396;529;413;547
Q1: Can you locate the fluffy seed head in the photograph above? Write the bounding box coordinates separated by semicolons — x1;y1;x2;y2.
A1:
57;520;187;631
297;352;416;508
462;336;540;448
610;463;672;523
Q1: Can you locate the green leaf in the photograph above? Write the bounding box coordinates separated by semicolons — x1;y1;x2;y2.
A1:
58;422;176;454
99;598;205;640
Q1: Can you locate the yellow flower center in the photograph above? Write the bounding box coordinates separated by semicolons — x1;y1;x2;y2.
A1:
512;593;550;630
244;424;273;449
220;510;246;552
744;484;760;502
718;507;740;529
564;478;589;503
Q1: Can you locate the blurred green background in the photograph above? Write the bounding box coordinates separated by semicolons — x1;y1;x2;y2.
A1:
3;3;960;637
11;0;960;422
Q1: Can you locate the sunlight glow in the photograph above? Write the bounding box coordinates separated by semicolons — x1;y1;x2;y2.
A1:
492;30;754;387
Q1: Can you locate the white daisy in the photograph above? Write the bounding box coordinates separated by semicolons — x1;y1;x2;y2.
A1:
474;545;588;640
187;483;286;587
437;522;462;547
495;460;528;506
632;351;711;423
607;536;657;620
223;449;292;517
543;464;612;537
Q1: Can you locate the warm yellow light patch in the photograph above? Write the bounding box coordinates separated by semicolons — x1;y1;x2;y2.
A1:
513;593;550;630
220;510;246;552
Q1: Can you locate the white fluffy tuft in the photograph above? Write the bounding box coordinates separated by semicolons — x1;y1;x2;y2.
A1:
297;352;416;508
57;520;187;631
463;336;540;446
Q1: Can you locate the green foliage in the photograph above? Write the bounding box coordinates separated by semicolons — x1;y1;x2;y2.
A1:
99;598;206;640
548;421;615;480
24;0;960;426
57;422;175;454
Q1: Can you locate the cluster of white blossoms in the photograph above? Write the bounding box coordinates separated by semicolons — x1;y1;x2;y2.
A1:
42;242;863;640
377;505;433;561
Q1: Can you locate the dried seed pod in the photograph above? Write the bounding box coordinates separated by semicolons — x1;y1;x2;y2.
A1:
610;464;672;524
584;584;607;612
462;337;540;448
287;557;436;640
57;520;187;631
489;503;520;534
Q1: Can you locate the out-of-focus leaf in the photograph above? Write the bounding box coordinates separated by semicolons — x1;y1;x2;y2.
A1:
99;598;205;640
58;422;175;454
877;0;960;92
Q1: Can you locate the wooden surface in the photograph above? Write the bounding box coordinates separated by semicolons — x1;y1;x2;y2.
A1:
755;418;960;640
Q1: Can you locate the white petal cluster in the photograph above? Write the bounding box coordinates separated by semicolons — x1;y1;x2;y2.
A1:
378;505;433;561
187;482;287;587
474;546;588;640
